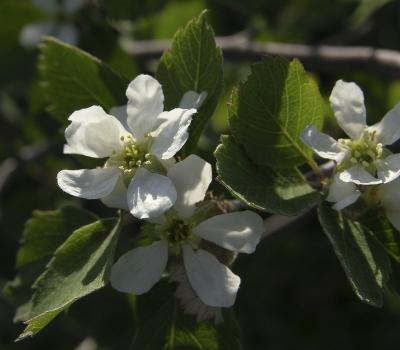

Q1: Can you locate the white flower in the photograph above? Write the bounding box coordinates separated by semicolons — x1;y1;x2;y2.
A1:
110;155;264;308
301;79;400;186
325;174;361;211
57;74;202;219
377;178;400;231
19;0;86;48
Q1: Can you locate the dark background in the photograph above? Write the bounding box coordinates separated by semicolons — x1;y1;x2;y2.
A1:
1;0;400;349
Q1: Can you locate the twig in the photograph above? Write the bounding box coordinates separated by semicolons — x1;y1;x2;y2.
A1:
121;35;400;78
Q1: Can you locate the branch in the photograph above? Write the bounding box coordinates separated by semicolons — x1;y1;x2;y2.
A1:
121;35;400;78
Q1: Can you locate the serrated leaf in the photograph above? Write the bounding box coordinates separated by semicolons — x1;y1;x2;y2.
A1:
215;136;321;216
229;57;324;168
156;10;223;155
39;38;129;123
18;215;122;340
132;280;242;350
4;206;98;322
318;202;391;307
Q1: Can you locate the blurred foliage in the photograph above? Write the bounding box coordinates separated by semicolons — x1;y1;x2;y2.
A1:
2;0;400;349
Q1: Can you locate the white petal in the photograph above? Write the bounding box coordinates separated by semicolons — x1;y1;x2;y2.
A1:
193;211;264;253
57;167;119;199
64;106;127;158
339;165;381;185
329;80;367;140
378;178;400;211
127;168;177;219
300;125;344;161
369;102;400;145
110;240;168;294
150;108;196;160
167;155;212;218
326;174;361;210
109;105;130;131
101;175;128;211
19;21;53;48
182;246;241;307
179;91;207;109
377;153;400;184
126;74;164;140
385;211;400;232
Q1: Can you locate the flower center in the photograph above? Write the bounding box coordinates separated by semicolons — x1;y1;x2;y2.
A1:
339;131;383;170
107;134;151;182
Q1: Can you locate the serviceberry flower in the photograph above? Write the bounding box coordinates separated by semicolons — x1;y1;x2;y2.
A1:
110;155;264;308
57;74;203;219
19;0;86;48
376;178;400;231
301;80;400;186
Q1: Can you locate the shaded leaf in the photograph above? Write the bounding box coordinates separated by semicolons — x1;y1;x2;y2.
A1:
132;280;242;350
229;57;324;168
215;136;321;216
318;202;391;307
39;38;128;123
18;215;122;340
156;10;223;155
4;206;97;322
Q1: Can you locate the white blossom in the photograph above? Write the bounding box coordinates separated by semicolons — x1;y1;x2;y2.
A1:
110;155;265;308
377;178;400;231
301;80;400;187
57;74;203;219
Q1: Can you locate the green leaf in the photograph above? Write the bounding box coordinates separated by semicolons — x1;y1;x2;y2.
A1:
318;202;391;307
17;215;122;340
229;57;324;168
4;206;98;322
215;136;321;215
39;38;129;123
156;11;223;155
132;280;242;350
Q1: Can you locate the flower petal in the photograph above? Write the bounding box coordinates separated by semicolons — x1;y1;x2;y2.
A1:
167;155;212;218
339;164;381;185
64;106;127;158
101;175;128;210
329;80;367;140
54;24;78;46
110;240;168;294
377;153;400;184
326;174;361;210
127;168;177;219
109;105;130;132
33;0;59;14
19;21;53;48
179;91;207;109
57;167;119;199
378;178;400;211
300;125;344;161
126;74;164;140
150;108;196;160
369;102;400;145
63;0;87;14
182;246;241;307
193;211;264;254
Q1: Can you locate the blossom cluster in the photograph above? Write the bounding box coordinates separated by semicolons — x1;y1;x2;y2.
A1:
57;74;264;320
301;79;400;230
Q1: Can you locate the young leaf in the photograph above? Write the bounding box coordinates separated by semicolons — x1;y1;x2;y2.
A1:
39;38;129;123
17;215;122;340
318;202;391;307
215;136;321;216
132;280;242;350
229;57;324;168
4;206;98;322
156;10;223;155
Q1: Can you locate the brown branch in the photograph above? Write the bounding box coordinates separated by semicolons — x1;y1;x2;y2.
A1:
121;35;400;78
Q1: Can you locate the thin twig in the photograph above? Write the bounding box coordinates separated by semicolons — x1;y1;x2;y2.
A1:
121;35;400;78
